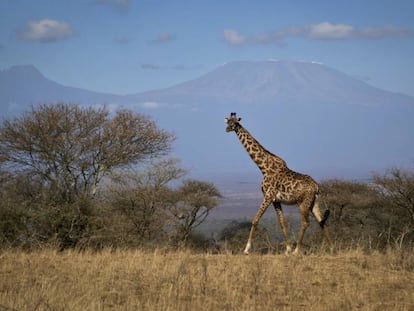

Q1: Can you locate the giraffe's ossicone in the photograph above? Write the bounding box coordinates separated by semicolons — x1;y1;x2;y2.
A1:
225;112;331;254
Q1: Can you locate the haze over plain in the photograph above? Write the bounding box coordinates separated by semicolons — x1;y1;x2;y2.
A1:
1;0;413;183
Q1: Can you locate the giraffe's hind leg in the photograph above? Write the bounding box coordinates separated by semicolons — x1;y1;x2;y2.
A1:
294;200;310;255
273;202;292;254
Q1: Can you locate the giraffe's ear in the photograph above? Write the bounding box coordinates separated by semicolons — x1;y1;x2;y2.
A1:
224;118;229;123
238;117;242;122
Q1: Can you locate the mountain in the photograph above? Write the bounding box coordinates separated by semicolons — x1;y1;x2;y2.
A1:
1;61;413;182
129;60;414;107
0;65;127;115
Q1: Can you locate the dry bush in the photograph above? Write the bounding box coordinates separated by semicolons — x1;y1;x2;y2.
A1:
319;177;414;251
373;168;414;224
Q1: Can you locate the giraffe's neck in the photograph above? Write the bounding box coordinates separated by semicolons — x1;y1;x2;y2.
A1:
235;125;286;174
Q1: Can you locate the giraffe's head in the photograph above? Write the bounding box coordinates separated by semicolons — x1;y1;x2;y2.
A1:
225;112;242;132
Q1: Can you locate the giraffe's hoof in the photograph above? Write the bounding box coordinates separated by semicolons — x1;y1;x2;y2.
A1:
243;242;251;255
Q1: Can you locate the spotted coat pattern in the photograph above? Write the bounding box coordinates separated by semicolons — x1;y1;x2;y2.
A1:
225;112;331;254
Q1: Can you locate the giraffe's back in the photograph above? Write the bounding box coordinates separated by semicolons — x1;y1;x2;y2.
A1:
262;166;319;205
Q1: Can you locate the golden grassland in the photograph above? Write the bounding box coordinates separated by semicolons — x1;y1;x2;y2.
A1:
1;248;414;311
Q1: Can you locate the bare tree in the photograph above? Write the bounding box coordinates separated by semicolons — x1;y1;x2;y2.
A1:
318;179;383;248
0;103;174;202
169;180;221;244
320;179;378;224
319;175;414;249
108;159;187;243
373;168;414;225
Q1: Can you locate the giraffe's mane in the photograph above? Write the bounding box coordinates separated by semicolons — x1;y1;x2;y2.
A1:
239;125;281;157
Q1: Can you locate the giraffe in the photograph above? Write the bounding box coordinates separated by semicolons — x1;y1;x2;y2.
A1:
225;112;331;254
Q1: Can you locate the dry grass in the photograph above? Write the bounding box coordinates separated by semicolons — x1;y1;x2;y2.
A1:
1;248;414;310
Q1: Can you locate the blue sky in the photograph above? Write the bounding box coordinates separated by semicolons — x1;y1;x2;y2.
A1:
1;0;413;96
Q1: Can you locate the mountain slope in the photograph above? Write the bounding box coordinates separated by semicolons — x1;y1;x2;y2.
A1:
0;65;127;115
131;60;414;107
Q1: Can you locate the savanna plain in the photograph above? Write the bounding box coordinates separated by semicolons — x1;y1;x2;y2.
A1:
1;247;414;311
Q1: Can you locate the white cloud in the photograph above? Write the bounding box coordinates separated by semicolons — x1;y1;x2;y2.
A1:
141;101;162;109
308;22;354;39
223;29;246;45
357;24;414;38
17;19;74;43
307;22;413;40
223;22;414;46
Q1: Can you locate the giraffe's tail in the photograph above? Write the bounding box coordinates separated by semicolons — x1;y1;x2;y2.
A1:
312;193;330;228
319;209;330;228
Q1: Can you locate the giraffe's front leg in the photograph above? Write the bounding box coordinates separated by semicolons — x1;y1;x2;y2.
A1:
244;196;272;254
243;224;256;255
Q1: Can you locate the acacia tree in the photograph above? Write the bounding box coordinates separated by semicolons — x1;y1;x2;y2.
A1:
0;103;174;203
107;160;222;247
373;168;414;226
320;179;378;224
318;179;381;248
169;180;221;244
108;159;187;244
319;176;414;249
